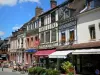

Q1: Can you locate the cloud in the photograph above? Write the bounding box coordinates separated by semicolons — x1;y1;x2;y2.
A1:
0;0;40;6
0;31;5;36
0;0;17;6
19;0;40;4
12;26;20;30
12;24;23;30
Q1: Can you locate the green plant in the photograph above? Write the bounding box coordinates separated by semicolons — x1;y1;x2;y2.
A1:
28;67;60;75
40;68;46;75
61;61;74;75
46;69;53;75
35;67;43;75
52;70;60;75
45;69;60;75
28;67;34;74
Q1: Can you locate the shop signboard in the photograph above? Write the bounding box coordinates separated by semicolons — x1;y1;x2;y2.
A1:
0;54;7;60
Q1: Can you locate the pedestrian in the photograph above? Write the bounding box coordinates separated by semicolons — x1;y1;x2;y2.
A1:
2;62;4;71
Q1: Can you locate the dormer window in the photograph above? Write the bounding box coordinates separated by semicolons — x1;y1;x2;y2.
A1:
64;10;69;19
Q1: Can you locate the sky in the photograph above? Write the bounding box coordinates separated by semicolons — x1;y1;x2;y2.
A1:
0;0;65;39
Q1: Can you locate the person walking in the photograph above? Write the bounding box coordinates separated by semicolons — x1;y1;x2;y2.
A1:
2;62;4;71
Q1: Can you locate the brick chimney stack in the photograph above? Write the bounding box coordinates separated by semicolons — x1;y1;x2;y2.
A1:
35;6;43;17
50;0;57;8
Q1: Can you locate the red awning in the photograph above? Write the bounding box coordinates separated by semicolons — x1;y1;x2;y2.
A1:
34;49;56;56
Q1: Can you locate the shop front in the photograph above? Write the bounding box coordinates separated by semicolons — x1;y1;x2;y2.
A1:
34;49;56;68
0;54;8;61
49;50;74;73
72;49;100;74
25;49;37;65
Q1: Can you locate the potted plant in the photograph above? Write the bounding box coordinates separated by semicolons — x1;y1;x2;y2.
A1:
61;61;74;75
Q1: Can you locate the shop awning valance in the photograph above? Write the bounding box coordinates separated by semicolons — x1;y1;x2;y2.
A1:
25;49;37;53
34;49;56;56
72;49;100;55
49;50;73;58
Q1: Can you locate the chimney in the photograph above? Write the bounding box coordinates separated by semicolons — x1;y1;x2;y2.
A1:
50;0;57;8
35;6;43;17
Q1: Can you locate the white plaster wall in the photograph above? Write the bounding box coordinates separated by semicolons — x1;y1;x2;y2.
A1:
77;8;100;43
77;19;100;43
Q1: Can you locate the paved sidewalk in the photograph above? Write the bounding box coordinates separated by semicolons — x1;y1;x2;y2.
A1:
1;68;12;72
0;68;28;75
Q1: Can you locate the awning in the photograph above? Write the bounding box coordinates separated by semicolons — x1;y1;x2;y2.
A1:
0;54;7;57
25;49;37;53
49;50;73;58
72;49;100;55
34;49;56;56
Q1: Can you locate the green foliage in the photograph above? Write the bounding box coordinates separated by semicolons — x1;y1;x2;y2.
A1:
28;67;34;74
61;61;74;75
35;67;44;75
52;69;60;75
28;67;60;75
46;69;60;75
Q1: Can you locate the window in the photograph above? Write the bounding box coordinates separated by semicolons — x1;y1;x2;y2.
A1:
40;32;44;43
51;29;56;42
61;32;66;45
32;23;35;29
51;11;56;23
36;20;39;28
41;17;44;26
35;36;38;41
89;25;96;39
31;37;33;41
21;38;23;48
27;38;29;46
69;30;75;41
46;31;50;42
64;10;69;19
21;38;23;44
